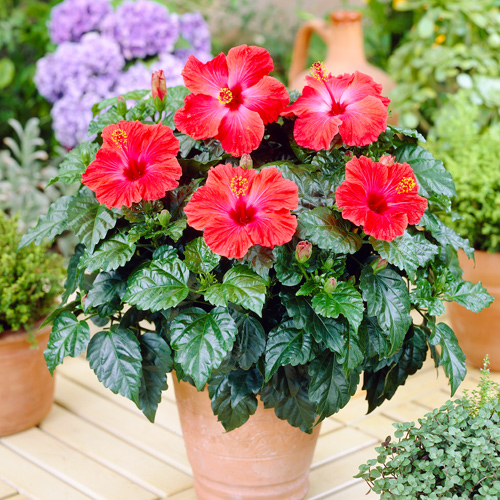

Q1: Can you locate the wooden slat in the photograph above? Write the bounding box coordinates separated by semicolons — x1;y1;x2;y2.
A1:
382;401;431;424
40;405;191;497
351;413;397;441
0;445;92;500
313;427;376;468
320;480;376;499
166;489;197;500
1;429;155;500
5;496;33;500
55;376;191;474
0;479;17;499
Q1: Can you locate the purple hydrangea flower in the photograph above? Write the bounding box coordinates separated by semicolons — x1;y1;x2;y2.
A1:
152;53;185;87
48;0;113;43
173;48;212;65
102;1;180;60
51;91;103;148
114;63;152;95
179;12;211;53
35;33;124;103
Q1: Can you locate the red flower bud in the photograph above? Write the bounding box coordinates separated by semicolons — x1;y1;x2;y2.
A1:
323;277;337;293
239;154;253;169
295;240;312;263
371;257;388;273
151;70;167;101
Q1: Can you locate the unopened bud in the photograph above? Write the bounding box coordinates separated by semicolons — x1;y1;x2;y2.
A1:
323;277;337;293
324;257;334;270
152;70;167;111
295;241;312;264
371;257;388;273
158;209;171;227
117;96;127;116
239;154;253;169
81;294;87;310
348;275;356;286
379;155;395;167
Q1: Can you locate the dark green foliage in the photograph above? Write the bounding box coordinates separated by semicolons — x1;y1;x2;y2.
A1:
0;212;64;333
357;362;500;498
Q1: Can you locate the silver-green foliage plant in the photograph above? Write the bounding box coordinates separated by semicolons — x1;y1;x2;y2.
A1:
389;0;500;132
356;358;500;499
427;92;500;253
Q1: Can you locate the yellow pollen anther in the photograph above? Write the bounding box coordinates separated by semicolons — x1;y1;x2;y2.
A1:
396;176;416;194
111;129;127;148
310;61;330;83
217;87;233;104
230;176;249;197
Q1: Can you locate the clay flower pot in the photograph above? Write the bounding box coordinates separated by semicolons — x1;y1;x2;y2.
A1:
173;377;321;500
448;250;500;371
0;322;55;436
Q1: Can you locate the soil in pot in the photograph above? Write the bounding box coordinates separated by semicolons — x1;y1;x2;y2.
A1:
173;376;321;500
448;250;500;371
0;322;55;436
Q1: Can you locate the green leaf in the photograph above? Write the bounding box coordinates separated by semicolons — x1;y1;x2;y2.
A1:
136;332;172;422
370;231;439;276
444;280;493;313
84;270;127;310
203;266;267;316
44;312;90;374
281;292;346;354
18;196;73;249
410;278;446;316
420;211;474;258
152;245;178;261
92;90;149;114
88;108;123;136
430;323;466;395
170;307;238;390
298;207;362;254
208;368;262;431
80;232;136;273
273;245;302;286
265;321;313;381
311;282;364;333
86;325;142;402
231;312;266;370
395;144;455;198
359;315;391;360
162;86;190;129
184;237;220;273
165;218;187;242
61;244;85;303
239;245;275;278
309;352;359;421
0;58;15;89
124;258;190;311
67;195;118;253
360;266;411;355
387;125;425;143
48;142;99;187
261;366;316;432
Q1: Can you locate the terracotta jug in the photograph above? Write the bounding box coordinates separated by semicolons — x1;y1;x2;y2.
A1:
289;10;397;123
448;250;500;371
173;377;321;500
0;322;55;436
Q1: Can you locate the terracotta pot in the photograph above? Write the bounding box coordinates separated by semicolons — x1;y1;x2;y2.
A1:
288;10;397;124
448;250;500;371
0;321;55;436
173;377;321;500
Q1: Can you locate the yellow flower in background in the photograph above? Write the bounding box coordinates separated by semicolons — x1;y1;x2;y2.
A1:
435;34;446;44
393;0;406;9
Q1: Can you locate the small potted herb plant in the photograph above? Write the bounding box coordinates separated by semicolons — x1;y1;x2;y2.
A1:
24;46;492;500
427;93;500;370
356;356;500;499
0;211;65;436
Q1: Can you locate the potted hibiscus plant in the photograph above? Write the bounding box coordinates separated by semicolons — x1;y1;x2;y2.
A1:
23;47;492;500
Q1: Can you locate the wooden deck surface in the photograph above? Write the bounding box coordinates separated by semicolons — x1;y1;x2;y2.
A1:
0;350;493;500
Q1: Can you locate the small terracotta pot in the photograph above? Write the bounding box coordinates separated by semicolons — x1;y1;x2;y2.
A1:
173;377;321;500
448;250;500;371
0;321;55;436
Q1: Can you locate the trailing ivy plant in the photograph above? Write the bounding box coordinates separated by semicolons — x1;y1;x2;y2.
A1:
22;48;493;433
356;357;500;499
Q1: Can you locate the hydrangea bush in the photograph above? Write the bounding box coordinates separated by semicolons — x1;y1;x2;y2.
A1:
24;45;493;432
35;0;212;148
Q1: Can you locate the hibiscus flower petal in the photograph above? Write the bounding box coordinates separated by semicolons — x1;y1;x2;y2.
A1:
363;210;408;241
101;121;146;152
246;167;298;211
204;216;254;259
335;182;370;227
216;106;264;156
136;156;183;199
281;79;332;117
181;52;229;97
292;112;342;151
338;95;388;146
175;93;228;140
339;71;390;108
241;76;289;125
142;123;181;159
226;45;273;90
246;210;297;249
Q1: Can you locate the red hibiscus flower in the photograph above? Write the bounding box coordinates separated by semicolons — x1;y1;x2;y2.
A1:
281;68;390;150
174;45;289;157
184;163;298;258
82;121;182;209
335;155;428;241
